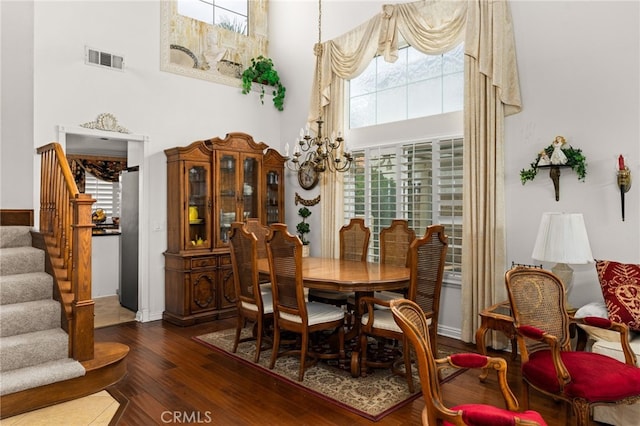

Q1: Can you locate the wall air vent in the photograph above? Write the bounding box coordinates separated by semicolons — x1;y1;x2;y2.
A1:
85;46;124;71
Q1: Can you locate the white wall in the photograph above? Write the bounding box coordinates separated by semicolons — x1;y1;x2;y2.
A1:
1;1;638;336
506;0;639;309
1;1;34;209
30;1;282;321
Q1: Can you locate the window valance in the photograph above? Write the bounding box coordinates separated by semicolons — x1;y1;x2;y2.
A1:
68;155;127;193
309;0;521;125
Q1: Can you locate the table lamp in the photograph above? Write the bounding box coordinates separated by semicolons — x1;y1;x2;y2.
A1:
531;212;593;311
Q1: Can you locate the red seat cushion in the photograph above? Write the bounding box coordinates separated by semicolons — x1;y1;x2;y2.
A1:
445;404;547;425
523;350;640;401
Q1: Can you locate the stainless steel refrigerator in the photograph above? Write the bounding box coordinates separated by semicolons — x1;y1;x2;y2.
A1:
120;168;139;311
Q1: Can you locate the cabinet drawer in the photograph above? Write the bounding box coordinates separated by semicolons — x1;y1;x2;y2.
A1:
219;255;232;266
191;257;216;269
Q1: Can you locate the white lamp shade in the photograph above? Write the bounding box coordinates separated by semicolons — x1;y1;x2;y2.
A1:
531;212;593;264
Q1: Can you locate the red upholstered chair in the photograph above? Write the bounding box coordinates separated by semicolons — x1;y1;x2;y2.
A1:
505;266;640;426
390;299;547;426
228;222;273;362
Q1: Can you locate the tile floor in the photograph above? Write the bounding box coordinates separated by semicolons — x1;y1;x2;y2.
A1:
0;391;120;425
94;295;137;328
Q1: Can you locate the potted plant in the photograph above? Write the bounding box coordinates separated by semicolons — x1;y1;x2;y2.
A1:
241;55;286;111
296;207;311;257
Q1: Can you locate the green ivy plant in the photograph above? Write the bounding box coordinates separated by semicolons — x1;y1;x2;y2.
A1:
520;144;587;184
241;56;286;111
296;207;312;245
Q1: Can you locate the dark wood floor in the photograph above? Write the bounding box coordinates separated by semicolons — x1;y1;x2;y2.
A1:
97;318;576;425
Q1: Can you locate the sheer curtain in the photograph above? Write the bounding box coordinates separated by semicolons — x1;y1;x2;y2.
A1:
310;0;521;342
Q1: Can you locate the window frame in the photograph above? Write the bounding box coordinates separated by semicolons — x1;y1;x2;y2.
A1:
343;137;463;282
348;43;464;129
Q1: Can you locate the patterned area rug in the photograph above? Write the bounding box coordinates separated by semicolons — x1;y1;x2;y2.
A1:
193;328;463;421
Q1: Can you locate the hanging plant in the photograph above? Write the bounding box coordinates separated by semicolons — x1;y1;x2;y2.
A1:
520;136;587;184
241;56;286;111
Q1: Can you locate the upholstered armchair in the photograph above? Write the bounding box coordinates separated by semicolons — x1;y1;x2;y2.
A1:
505;266;640;426
390;299;547;426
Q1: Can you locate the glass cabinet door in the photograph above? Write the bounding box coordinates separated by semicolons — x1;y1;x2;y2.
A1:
265;170;280;224
186;162;211;250
217;153;238;246
242;155;260;220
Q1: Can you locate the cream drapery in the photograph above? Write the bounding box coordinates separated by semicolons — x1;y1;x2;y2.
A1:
312;0;521;343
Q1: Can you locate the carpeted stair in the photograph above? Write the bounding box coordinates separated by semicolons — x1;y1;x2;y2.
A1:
0;226;85;396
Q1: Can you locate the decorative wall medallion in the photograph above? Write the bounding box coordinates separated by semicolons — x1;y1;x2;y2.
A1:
295;192;321;207
80;113;131;134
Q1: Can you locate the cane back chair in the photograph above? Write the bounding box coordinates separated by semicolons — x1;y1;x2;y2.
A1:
505;266;640;426
244;218;271;290
352;225;448;390
309;217;371;309
266;223;346;381
228;222;273;362
390;299;548;426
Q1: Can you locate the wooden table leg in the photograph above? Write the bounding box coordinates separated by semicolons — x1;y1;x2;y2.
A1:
475;322;490;381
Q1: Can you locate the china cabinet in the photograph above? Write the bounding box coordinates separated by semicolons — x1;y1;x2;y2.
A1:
163;133;285;326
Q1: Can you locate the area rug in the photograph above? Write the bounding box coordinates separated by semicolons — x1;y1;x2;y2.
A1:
193;328;463;421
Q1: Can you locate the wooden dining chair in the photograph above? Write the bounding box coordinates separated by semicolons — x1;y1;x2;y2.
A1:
353;225;448;390
505;266;640;426
390;299;548;426
266;223;346;381
380;219;416;267
340;217;370;262
374;219;417;302
244;218;271;291
228;222;273;362
309;218;370;310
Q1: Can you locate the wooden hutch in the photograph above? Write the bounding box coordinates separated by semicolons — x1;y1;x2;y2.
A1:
163;133;285;326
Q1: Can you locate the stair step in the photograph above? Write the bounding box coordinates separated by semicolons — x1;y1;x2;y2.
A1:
0;328;69;372
0;358;85;396
0;272;53;305
0;300;60;337
0;226;32;249
0;246;44;276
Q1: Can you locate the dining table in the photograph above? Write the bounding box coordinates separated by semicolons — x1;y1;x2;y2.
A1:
255;256;410;294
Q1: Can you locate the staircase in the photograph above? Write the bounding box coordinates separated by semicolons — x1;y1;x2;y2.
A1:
0;141;129;419
0;226;86;395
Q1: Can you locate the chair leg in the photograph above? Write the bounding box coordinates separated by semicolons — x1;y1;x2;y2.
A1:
232;315;243;353
359;330;369;377
338;326;346;368
402;336;414;393
572;400;590;426
522;381;530;410
299;331;308;381
269;326;281;370
429;325;438;356
254;318;263;363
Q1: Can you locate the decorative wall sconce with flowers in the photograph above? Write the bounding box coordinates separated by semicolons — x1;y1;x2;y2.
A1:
520;136;587;201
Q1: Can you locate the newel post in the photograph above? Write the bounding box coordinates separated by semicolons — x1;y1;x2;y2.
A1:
71;193;95;361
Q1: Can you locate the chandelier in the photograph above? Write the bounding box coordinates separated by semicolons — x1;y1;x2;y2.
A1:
284;0;353;175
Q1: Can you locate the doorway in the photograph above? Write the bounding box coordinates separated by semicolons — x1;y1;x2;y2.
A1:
57;124;149;322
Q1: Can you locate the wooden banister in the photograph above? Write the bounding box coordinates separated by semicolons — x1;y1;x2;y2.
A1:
37;142;95;361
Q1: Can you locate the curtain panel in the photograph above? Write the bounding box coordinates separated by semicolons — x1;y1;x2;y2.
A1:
314;0;521;343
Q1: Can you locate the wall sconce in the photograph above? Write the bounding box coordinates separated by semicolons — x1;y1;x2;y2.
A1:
617;155;632;221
